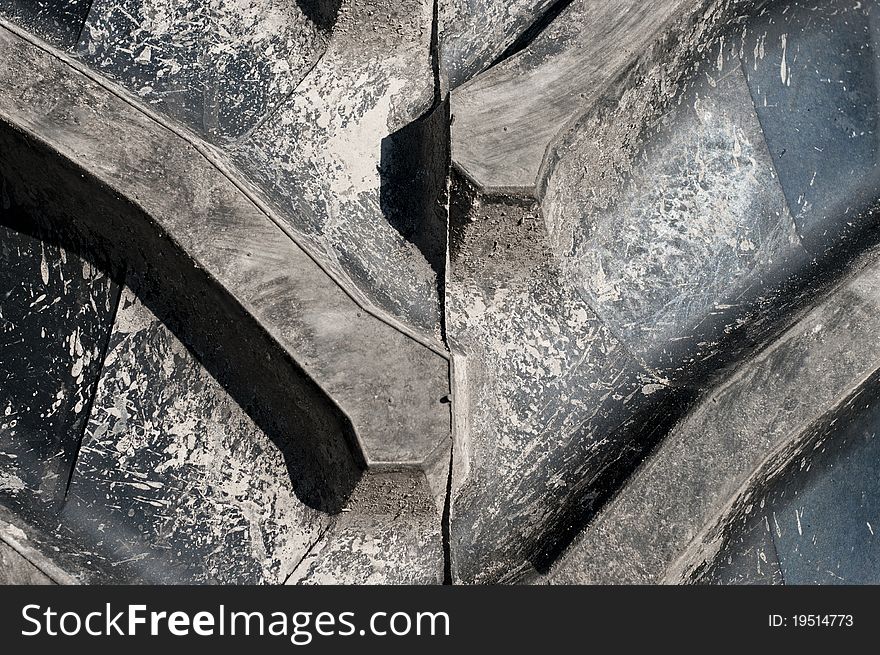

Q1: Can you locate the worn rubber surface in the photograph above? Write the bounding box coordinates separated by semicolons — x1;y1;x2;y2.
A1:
2;0;880;585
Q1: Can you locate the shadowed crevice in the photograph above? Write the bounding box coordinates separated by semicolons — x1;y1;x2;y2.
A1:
296;0;342;32
488;0;575;70
380;100;451;322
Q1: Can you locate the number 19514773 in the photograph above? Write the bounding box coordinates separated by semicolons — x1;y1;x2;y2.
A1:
769;614;854;628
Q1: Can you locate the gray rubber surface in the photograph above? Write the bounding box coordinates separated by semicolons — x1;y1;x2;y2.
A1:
1;0;879;585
